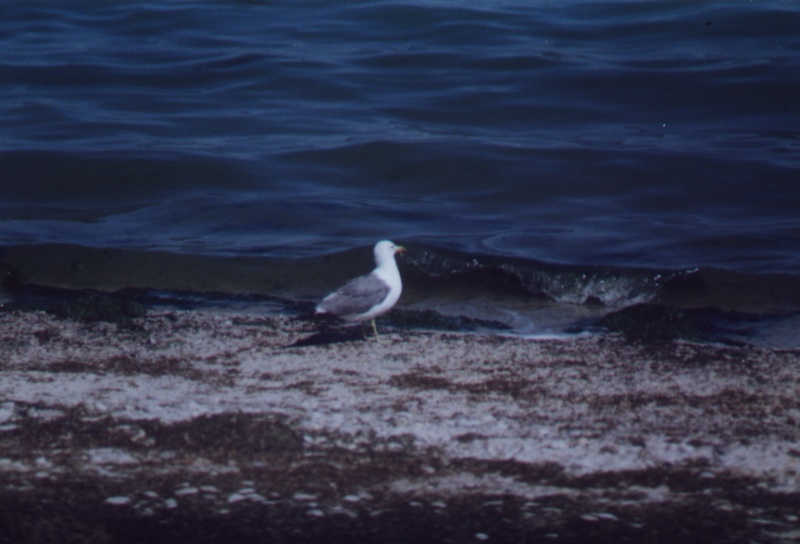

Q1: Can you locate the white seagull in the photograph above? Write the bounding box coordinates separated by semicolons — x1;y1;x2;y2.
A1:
316;240;405;337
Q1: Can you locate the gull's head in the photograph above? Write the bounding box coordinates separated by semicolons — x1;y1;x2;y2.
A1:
374;240;405;266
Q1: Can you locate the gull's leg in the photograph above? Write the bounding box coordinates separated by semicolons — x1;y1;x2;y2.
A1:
371;319;380;339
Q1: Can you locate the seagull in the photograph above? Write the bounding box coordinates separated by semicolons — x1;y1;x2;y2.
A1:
316;240;405;337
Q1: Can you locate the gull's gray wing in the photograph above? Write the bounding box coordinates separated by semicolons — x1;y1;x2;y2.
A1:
317;272;390;317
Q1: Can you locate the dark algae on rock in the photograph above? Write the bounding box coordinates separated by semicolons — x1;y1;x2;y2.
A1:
598;303;713;343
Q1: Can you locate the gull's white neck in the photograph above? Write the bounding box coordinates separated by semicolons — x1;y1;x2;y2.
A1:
374;254;401;286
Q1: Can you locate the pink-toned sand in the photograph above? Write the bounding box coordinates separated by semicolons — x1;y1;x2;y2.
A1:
0;310;798;543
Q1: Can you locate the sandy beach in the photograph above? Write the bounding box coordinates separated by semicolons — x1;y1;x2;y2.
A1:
0;309;798;543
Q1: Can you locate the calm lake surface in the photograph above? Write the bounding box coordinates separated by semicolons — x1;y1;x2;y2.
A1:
2;0;800;345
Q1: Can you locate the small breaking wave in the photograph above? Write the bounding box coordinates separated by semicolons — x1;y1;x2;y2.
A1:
2;243;799;347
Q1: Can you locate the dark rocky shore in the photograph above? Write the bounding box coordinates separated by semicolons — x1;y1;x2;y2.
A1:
0;310;798;543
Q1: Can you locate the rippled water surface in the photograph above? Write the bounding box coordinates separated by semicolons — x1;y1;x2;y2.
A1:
2;0;799;271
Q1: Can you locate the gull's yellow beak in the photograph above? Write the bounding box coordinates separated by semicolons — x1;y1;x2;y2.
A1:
395;245;406;254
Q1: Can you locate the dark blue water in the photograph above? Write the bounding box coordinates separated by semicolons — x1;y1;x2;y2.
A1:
2;1;800;345
2;0;799;267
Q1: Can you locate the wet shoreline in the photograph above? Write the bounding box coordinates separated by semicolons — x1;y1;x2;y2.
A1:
3;242;800;348
0;309;798;543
